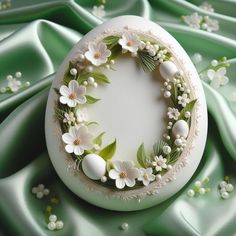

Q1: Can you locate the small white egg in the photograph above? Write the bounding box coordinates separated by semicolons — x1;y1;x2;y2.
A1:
159;61;178;80
172;120;189;138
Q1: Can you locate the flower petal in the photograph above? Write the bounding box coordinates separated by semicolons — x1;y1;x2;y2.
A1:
69;80;79;92
116;178;125;189
207;69;215;80
65;144;74;153
221;76;229;85
67;99;77;107
128;168;139;179
59;96;69;104
76;96;87;104
125;178;135;187
74;146;84;155
62;133;74;144
217;67;226;76
112;160;124;172
109;169;119;179
59;85;70;96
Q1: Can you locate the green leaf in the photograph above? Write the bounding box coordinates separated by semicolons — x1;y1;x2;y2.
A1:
153;140;168;156
53;88;60;95
86;121;99;126
109;44;122;61
63;61;76;86
102;35;120;46
137;143;148;168
179;99;197;120
106;160;113;172
90;72;110;84
137;51;156;72
99;139;117;160
85;95;100;104
93;132;105;146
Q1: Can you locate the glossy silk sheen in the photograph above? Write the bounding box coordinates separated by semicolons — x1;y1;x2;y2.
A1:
0;1;235;236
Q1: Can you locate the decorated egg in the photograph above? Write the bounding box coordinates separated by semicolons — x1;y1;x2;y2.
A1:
172;120;189;138
159;61;178;79
82;154;106;180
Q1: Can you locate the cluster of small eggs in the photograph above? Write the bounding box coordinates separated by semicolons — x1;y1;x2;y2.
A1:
47;214;64;231
219;180;234;199
187;178;211;197
32;184;50;199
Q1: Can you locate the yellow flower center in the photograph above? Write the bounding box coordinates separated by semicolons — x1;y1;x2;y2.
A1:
69;92;77;100
119;171;128;178
94;52;101;59
127;41;133;46
73;139;81;145
143;174;148;180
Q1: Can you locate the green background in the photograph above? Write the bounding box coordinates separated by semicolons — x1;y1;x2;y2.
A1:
0;0;235;235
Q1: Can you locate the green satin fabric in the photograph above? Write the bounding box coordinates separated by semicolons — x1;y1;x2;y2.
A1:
0;1;235;235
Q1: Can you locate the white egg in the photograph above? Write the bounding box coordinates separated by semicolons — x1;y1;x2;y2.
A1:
82;154;106;180
172;120;189;138
159;61;178;80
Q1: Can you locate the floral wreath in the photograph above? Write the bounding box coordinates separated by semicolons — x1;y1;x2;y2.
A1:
54;30;197;190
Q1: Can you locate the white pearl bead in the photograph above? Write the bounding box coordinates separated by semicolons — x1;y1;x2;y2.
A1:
0;87;6;93
174;138;182;146
101;176;107;183
36;191;44;199
211;60;218;67
49;214;57;222
110;59;115;65
105;64;111;69
167;85;171;90
86;66;93;72
56;221;64;230
32;187;38;194
167;165;172;170
219;181;227;188
15;72;22;78
164;91;171;98
156;174;162;181
78;54;85;62
70;68;77;76
25;81;31;87
159;61;178;80
221;191;229;199
187;189;195;197
38;184;45;191
121;222;129;231
172;120;189;138
201;23;207;30
225;183;234;192
185;111;191;118
220;188;227;194
93;82;98;88
48;222;56;231
83;81;88;86
199;188;206;195
194;181;202;187
87;77;95;84
43;189;50;195
163;145;171;154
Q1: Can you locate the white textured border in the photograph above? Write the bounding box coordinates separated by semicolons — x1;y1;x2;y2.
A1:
45;16;207;211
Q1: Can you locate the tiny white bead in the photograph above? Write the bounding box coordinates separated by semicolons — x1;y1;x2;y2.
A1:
43;189;50;195
25;81;31;87
156;174;162;181
164;82;168;86
180;87;185;92
15;72;22;78
49;214;57;222
70;68;77;76
194;181;202;188
167;85;171;90
167;126;171;129
105;64;111;69
168;122;173;126
185;111;191;118
219;181;227;188
176;148;180;152
221;191;229;199
0;87;7;93
211;60;218;67
36;191;44;199
225;183;234;192
87;77;95;84
38;184;45;191
93;144;100;150
220;188;227;194
166;135;170;140
110;59;115;65
164;91;171;98
86;66;93;72
78;54;85;62
83;81;88;86
93;82;98;88
121;222;129;231
163;145;171;154
48;222;56;231
32;187;38;194
56;221;64;230
201;23;207;30
101;176;107;183
187;189;195;197
175;138;182;146
167;165;172;170
6;75;13;80
199;188;206;195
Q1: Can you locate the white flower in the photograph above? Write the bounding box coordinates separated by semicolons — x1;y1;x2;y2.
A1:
152;156;167;172
109;160;139;189
76;108;89;122
204;17;219;32
59;80;86;107
63;112;76;125
85;42;111;66
118;32;141;53
177;93;190;107
62;126;93;155
167;107;180;120
8;78;21;92
92;5;105;18
207;67;229;88
138;168;155;186
199;2;214;12
192;53;202;64
182;13;203;29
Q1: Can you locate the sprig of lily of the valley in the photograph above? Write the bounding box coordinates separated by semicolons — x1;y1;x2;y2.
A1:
54;31;197;190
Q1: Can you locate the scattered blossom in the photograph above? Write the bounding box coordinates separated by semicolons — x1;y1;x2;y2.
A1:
152;156;167;172
63;112;76;125
192;53;202;64
76;108;89;122
62;126;93;155
118;32;141;53
199;2;214;12
207;67;229;88
32;184;50;199
177;93;190;107
204;16;219;32
92;5;105;18
8;77;22;92
138;168;155;186
59;80;86;107
109;160;139;189
167;107;180;120
85;42;111;66
182;13;202;29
